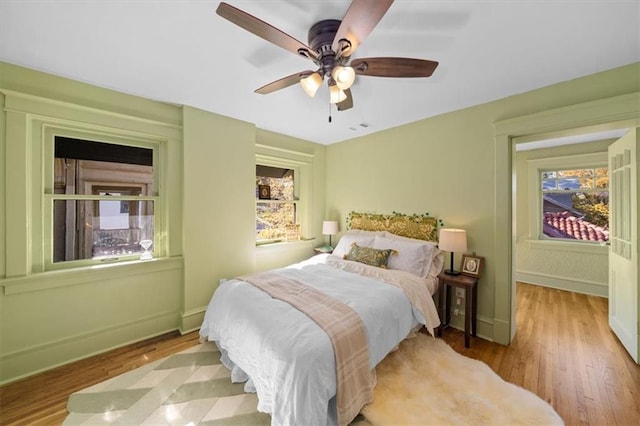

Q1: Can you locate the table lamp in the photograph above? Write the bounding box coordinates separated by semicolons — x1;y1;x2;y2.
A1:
322;220;339;250
439;228;467;275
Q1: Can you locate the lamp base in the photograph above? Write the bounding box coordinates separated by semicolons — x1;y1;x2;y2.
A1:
445;252;460;276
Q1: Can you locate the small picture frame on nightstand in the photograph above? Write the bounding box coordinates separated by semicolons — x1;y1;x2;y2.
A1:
460;254;484;278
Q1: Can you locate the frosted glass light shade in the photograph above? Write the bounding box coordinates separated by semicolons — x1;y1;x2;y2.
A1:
329;85;347;104
300;72;322;97
332;66;355;90
322;220;339;235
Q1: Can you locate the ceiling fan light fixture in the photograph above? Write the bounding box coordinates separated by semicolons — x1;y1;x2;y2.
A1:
300;72;323;97
332;66;356;90
329;84;347;104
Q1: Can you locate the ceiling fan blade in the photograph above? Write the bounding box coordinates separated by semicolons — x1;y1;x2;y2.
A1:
332;0;394;57
217;2;317;60
255;71;314;95
351;57;439;77
337;88;353;111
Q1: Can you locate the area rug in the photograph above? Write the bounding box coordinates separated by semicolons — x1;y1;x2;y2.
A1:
361;333;564;425
64;342;270;425
65;335;563;425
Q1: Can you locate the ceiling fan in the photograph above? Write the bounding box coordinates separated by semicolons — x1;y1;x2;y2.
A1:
216;0;439;113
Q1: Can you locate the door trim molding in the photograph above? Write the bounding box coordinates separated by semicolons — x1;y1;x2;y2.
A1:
493;91;640;344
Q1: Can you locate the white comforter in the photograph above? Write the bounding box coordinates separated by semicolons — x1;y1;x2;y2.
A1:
199;255;440;426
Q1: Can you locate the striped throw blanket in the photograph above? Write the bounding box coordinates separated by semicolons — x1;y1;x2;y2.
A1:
240;271;374;426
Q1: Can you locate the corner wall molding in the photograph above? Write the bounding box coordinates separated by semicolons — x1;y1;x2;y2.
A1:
1;89;183;131
180;307;206;334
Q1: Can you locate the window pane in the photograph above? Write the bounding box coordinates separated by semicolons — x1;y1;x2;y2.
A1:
256;202;297;241
53;136;156;263
556;177;581;190
53;200;154;262
595;168;608;188
542;191;609;242
541;178;557;190
256;165;298;242
541;167;609;243
256;166;294;201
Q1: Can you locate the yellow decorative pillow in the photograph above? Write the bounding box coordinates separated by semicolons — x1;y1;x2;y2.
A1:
344;243;395;268
347;211;440;242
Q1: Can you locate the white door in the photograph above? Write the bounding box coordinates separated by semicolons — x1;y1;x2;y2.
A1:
608;128;639;363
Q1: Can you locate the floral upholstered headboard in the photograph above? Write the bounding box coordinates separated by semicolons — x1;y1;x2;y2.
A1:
346;211;442;242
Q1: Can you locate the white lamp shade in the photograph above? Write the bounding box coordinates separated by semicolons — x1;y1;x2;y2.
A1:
300;72;322;97
438;228;467;252
329;85;347;104
332;66;356;90
322;221;339;235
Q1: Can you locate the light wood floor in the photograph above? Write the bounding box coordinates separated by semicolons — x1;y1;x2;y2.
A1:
1;283;639;425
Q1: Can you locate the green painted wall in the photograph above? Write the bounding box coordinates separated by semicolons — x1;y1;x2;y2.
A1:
326;63;640;343
0;61;185;384
1;58;636;382
0;62;326;384
181;106;256;331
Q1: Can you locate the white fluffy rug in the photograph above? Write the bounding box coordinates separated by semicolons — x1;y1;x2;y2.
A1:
361;333;564;425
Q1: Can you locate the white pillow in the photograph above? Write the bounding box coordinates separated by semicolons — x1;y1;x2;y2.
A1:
380;233;440;276
372;235;436;278
332;230;382;258
427;249;445;277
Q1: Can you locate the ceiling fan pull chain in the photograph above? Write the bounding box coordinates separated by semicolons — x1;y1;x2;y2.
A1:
328;102;332;123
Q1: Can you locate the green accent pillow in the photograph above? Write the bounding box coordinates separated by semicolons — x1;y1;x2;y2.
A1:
343;243;394;268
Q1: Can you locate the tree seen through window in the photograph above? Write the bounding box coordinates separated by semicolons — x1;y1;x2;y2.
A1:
256;165;298;242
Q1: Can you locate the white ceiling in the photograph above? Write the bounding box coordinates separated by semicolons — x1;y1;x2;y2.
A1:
1;0;638;145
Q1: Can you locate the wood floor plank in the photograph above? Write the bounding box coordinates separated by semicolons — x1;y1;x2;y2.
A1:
1;283;639;425
439;283;640;425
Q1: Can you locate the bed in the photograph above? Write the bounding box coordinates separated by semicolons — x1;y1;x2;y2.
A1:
199;212;444;425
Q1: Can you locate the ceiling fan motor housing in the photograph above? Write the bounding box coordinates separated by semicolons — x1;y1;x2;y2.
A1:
308;19;346;77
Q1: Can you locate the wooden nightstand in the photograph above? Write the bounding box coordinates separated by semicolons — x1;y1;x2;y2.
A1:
437;272;478;348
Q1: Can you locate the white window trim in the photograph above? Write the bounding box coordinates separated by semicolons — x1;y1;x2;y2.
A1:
527;152;608;249
255;147;313;245
42;126;165;270
0;89;181;292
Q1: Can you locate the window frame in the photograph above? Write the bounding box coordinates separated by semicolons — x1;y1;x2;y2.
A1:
527;152;608;246
42;126;164;271
255;153;309;245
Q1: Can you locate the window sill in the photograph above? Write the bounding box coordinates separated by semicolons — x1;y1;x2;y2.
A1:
256;239;314;253
524;239;608;255
0;257;183;295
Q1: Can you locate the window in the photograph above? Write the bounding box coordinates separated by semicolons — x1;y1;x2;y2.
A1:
48;136;158;266
540;167;609;242
255;164;299;242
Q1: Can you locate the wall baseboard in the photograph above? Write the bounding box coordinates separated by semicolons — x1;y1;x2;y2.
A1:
516;270;608;297
180;306;206;334
446;314;495;343
0;310;179;385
